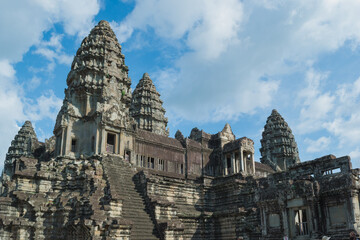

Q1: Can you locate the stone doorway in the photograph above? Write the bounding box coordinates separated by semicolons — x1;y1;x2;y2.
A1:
289;207;310;238
106;133;115;153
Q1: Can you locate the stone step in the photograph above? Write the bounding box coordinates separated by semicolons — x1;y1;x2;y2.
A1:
102;157;160;240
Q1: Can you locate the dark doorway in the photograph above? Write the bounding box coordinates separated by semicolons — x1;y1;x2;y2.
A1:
106;133;115;153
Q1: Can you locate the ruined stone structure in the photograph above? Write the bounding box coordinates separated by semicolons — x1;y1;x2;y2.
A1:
2;121;41;182
130;73;169;136
0;20;359;240
260;109;300;172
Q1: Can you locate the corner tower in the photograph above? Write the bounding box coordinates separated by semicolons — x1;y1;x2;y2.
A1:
260;109;300;171
54;20;133;157
3;121;39;180
130;73;169;136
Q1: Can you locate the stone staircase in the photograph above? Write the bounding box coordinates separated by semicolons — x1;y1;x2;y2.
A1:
102;156;160;240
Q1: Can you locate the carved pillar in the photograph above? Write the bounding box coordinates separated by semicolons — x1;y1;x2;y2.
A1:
289;208;296;238
282;208;289;237
350;190;360;231
116;132;120;154
262;207;267;235
85;93;90;115
236;152;240;174
251;153;255;174
231;153;235;174
100;128;106;153
60;127;65;156
239;148;244;173
95;128;99;154
223;154;228;175
64;125;71;156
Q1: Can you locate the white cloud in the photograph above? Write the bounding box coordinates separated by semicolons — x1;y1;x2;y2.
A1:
24;91;63;122
350;148;360;165
0;60;16;79
115;0;244;59
322;78;360;147
297;69;335;134
113;0;360;123
0;61;62;169
304;136;331;153
0;0;100;169
0;0;100;63
26;77;42;91
33;46;73;72
295;71;360;154
0;61;25;167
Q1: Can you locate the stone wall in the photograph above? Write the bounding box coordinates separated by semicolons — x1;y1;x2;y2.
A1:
256;155;360;240
0;155;132;240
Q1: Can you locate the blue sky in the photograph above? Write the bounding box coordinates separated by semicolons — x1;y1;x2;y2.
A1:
1;0;360;170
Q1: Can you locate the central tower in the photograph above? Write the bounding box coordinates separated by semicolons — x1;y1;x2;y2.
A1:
54;20;134;157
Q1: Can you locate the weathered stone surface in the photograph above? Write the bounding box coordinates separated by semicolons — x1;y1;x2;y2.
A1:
2;121;40;185
1;20;360;240
54;20;134;158
256;155;358;240
131;73;169;136
260;109;300;171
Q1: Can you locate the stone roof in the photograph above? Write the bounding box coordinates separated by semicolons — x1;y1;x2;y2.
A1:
260;109;300;171
186;138;202;149
4;121;38;169
136;129;183;150
255;161;275;174
55;20;133;131
131;73;169;136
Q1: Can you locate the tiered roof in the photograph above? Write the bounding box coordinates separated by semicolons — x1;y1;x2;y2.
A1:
4;121;39;176
260;109;300;171
131;73;169;136
55;20;133;130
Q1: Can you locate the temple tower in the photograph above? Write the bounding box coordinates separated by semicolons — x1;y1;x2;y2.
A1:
130;73;169;136
260;109;300;171
54;20;134;158
3;121;39;179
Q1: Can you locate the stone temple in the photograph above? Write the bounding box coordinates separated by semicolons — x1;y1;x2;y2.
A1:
0;20;359;240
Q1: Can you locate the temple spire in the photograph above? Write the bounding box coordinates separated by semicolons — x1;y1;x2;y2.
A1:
260;109;300;171
3;121;39;178
53;20;133;157
130;73;169;136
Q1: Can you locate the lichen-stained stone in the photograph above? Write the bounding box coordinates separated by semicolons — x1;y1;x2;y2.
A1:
56;20;132;129
2;121;39;182
131;73;169;136
54;20;135;158
1;20;360;240
260;109;300;171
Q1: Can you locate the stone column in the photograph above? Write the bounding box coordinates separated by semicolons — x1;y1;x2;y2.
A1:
230;153;235;174
100;128;106;153
244;153;248;175
116;132;120;154
236;152;240;174
240;148;245;174
349;190;360;231
60;127;65;156
64;125;71;156
231;152;236;173
223;154;228;175
262;207;267;235
85;93;90;115
95;128;99;155
251;153;255;174
282;208;289;237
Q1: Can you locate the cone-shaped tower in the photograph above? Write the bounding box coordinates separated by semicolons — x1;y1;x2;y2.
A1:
130;73;169;136
260;109;300;171
54;20;134;157
3;121;39;177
